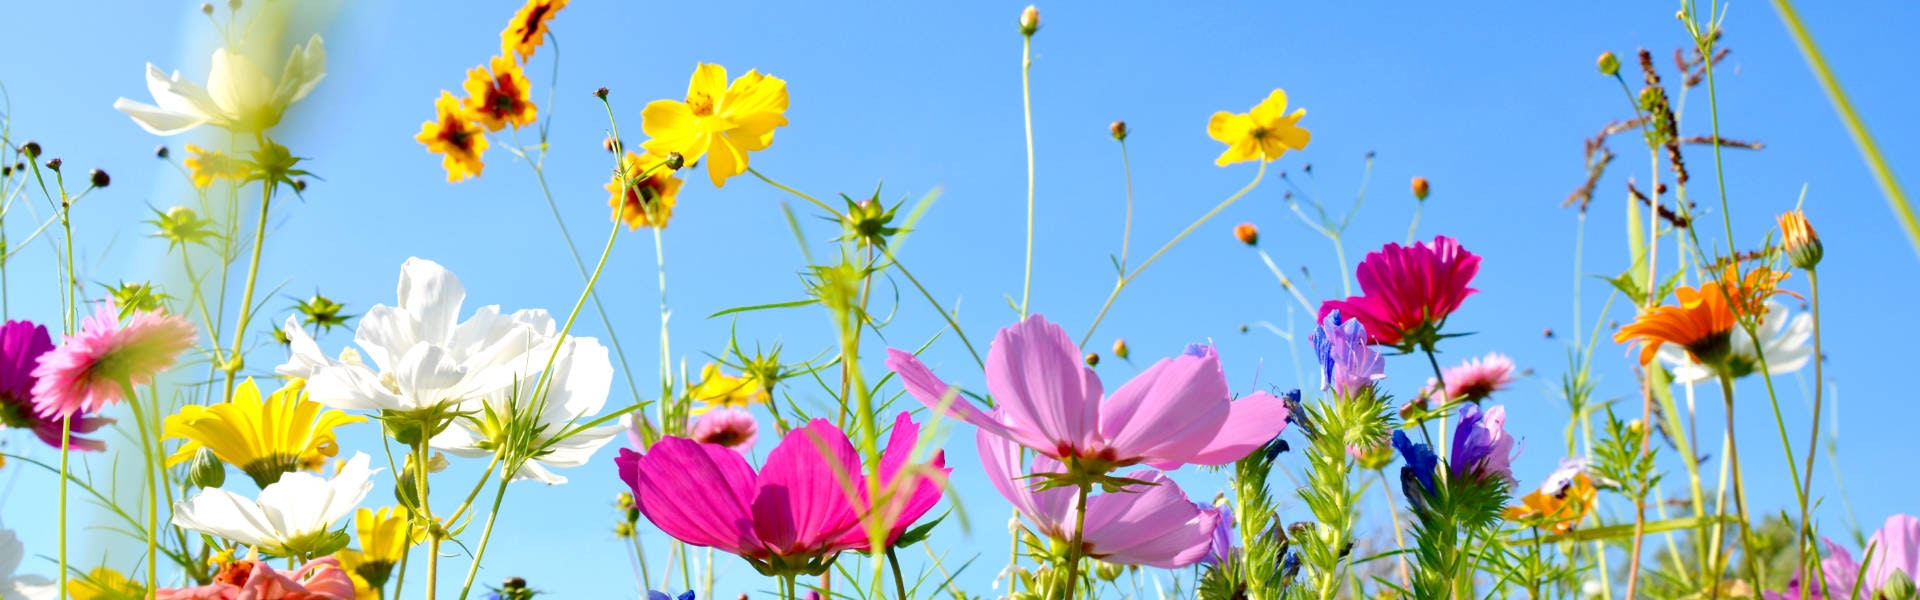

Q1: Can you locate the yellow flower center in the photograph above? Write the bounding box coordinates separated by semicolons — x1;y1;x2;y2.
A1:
687;91;717;117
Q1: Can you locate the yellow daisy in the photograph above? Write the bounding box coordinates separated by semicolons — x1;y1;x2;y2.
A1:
415;91;489;182
1207;88;1310;166
641;63;789;187
182;143;251;188
463;55;538;132
163;378;364;488
502;0;568;63
607;150;684;230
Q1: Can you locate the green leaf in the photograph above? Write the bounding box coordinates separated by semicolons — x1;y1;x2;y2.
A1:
707;299;817;319
1513;514;1737;545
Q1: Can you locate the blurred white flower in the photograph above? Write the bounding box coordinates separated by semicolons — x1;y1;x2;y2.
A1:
1657;299;1813;384
172;452;376;557
112;34;325;135
0;529;55;600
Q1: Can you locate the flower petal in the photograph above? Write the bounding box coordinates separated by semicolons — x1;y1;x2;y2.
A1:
631;439;761;555
752;419;864;556
1097;347;1232;466
984;314;1103;458
1178;390;1290;466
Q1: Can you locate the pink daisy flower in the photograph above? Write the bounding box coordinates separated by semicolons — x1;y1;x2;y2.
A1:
31;304;196;419
690;407;760;452
1424;352;1516;405
1319;235;1481;351
0;320;112;451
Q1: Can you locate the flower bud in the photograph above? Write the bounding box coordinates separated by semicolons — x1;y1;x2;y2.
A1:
1411;176;1429;200
155;145;170;159
1019;5;1040;36
664;152;685;170
616;491;635;510
603;136;622;153
1084;352;1100;367
613;521;635;538
1777;209;1823;270
1233;222;1259;246
1109;120;1127;141
594;87;609;99
19;141;40;159
1881;569;1917;600
1598;51;1620;76
200;2;214;14
1095;561;1124;582
291;179;308;193
1111;338;1129;360
227;0;241;10
187;446;227;488
1;166;9;177
90;169;110;188
502;576;526;590
44;158;61;172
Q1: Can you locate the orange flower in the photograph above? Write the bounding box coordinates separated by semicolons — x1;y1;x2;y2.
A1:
1778;209;1823;269
1505;473;1598;534
1716;262;1797;321
502;0;568;63
415;92;488;182
607;151;683;230
1614;282;1735;367
462;56;537;132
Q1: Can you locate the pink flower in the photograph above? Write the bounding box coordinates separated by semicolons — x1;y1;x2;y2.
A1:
1768;514;1920;600
885;314;1288;473
690;408;759;452
836;412;950;551
0;320;112;451
1319;235;1480;350
1424;352;1515;405
156;557;356;599
978;429;1220;568
30;304;196;419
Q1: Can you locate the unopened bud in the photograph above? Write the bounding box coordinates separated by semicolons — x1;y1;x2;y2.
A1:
603;136;622;153
1411;176;1429;200
1233;222;1259;246
19;142;40;159
1084;352;1100;367
1111;338;1129;360
187;446;226;488
1598;51;1620;76
227;0;241;11
155;145;170;159
1880;570;1917;600
1778;209;1823;270
502;576;526;590
1;166;9;177
1019;5;1040;35
89;169;110;188
663;152;685;170
1627;419;1646;437
593;87;609;99
291;179;307;192
1543;328;1555;338
44;158;61;172
616;491;635;510
1109;120;1127;141
1095;561;1124;582
613;521;635;538
200;2;214;14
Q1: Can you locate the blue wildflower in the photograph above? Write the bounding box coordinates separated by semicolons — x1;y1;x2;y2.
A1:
1311;310;1385;397
1449;404;1519;486
648;591;696;600
1393;430;1438;495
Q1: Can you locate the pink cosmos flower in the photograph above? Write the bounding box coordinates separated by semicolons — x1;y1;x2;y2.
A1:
690;408;759;452
836;412;950;551
1319;235;1480;350
885;314;1288;473
1767;514;1920;600
30;304;196;419
1424;352;1515;405
0;320;111;451
617;413;948;574
156;557;355;599
978;430;1220;568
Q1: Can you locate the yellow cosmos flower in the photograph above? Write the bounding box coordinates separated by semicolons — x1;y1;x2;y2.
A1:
69;567;146;600
641;63;789;188
502;0;568;63
182;143;251;188
163;378;365;488
1207;88;1310;166
335;506;411;595
607;150;684;230
463;55;537;132
689;362;768;414
416;91;489;182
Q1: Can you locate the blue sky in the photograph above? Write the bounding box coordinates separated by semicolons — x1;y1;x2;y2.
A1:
2;0;1918;596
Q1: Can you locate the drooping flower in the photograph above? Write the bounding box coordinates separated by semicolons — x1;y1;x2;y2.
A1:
1311;310;1385;397
155;556;355;600
1424;352;1515;405
1207;88;1310;166
334;507;411;593
689;408;759;452
1778;209;1823;270
113;35;326;135
606;150;683;230
172;453;378;558
181;144;252;188
688;362;768;414
887;315;1289;474
31;304;197;419
1450;404;1518;486
1392;430;1439;497
501;0;568;63
0;529;56;600
0;320;112;451
1319;235;1481;350
1614;281;1736;368
640;63;790;187
429;334;621;484
1767;514;1920;600
1504;459;1596;534
416;91;489;182
463;55;537;131
163;378;365;487
978;430;1220;568
835;412;950;552
1655;299;1812;384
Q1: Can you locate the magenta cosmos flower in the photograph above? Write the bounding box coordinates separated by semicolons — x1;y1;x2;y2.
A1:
1767;514;1920;600
1319;235;1481;351
31;304;196;419
1425;352;1515;405
979;430;1220;568
156;557;355;599
886;314;1288;474
0;320;111;450
616;413;948;575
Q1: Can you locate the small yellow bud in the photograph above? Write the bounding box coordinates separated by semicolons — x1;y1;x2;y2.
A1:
1411;176;1429;201
1598;51;1620;76
1019;5;1040;36
1109;120;1128;141
1111;338;1129;360
1084;352;1100;367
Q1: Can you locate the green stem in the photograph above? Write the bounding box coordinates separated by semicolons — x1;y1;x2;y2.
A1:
455;475;512;600
1377;470;1413;589
1405;200;1423;246
1019;32;1036;318
747;167;838;217
1117;139;1134;271
57;415;70;598
1424;344;1451;458
1798;269;1825;588
416;435;439;600
1254;247;1316;314
122;380;159;593
224;180;274;402
1718;374;1762;592
887;546;910;600
1061;481;1091;600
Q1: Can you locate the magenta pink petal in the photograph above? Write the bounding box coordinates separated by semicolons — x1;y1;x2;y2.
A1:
1096;349;1232;467
840;412;952;550
1178;391;1291;466
752;419;864;557
630;439;762;556
983;314;1103;458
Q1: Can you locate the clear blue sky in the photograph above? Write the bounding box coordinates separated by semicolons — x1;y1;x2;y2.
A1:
2;1;1917;596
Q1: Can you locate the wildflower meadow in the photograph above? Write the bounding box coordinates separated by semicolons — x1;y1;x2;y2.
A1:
2;1;1918;598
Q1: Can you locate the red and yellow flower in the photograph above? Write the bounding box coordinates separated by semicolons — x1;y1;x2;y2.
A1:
463;55;537;131
415;91;489;182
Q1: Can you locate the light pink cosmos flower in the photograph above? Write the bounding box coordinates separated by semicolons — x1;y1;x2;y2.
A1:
1319;235;1480;350
979;430;1220;568
156;557;355;599
30;304;196;419
1424;352;1515;405
885;314;1288;473
690;408;759;452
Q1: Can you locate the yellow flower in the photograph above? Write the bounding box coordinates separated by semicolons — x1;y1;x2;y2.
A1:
163;378;365;488
415;91;489;182
607;150;684;230
336;506;411;595
1504;473;1599;534
502;0;568;63
689;362;768;414
69;567;147;600
463;55;537;132
1207;88;1310;166
182;143;251;188
641;63;789;187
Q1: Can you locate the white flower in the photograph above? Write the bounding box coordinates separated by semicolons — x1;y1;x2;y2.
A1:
112;34;325;136
0;530;55;600
1657;299;1813;384
304;258;554;414
172;452;376;556
429;336;620;485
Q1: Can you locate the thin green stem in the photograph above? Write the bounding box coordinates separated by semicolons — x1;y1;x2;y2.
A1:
1719;375;1762;593
57;415;70;598
1254;247;1315;314
1405;200;1423;246
224;180;274;402
123;380;159;594
455;475;513;600
1799;269;1825;588
416;434;439;600
1117;139;1135;270
1377;470;1413;589
1019;32;1036;318
887;547;910;600
882;247;983;368
1061;481;1091;600
748;167;838;217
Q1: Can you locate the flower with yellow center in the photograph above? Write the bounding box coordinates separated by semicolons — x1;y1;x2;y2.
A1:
641;63;789;188
182;143;252;188
1504;473;1598;535
334;506;411;596
163;378;365;488
502;0;568;63
68;567;145;600
688;362;768;415
1207;88;1311;166
1614;282;1736;369
607;150;684;230
415;91;489;182
463;56;537;132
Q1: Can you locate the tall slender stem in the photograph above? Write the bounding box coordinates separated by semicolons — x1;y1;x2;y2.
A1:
654;227;671;431
455;475;512;600
417;435;439;600
1117;139;1135;270
123;381;158;594
1061;481;1091;600
1424;345;1451;456
224;180;274;402
57;416;70;598
1798;269;1825;587
1018;32;1037;318
1377;471;1413;588
887;547;910;600
1720;375;1761;592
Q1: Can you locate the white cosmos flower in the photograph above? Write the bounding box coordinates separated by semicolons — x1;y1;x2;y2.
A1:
429;335;621;485
1657;299;1813;384
112;34;325;136
172;452;376;556
0;530;55;600
304;258;555;414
